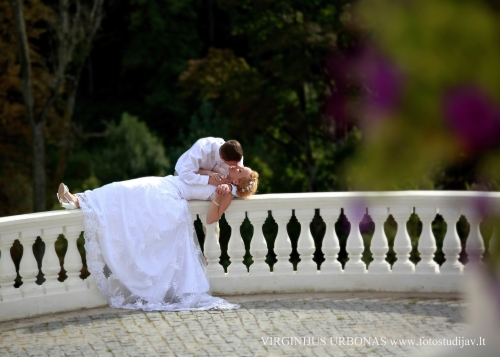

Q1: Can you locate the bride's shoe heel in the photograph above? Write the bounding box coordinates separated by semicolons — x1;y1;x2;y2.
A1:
57;183;77;210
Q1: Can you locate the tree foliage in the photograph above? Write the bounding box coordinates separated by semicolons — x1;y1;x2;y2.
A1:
3;0;500;217
1;0;55;215
92;113;170;184
4;0;104;212
73;0;201;141
180;0;359;192
60;112;170;199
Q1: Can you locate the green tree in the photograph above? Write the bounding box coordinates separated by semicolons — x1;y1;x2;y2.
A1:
8;0;104;212
73;0;202;144
62;111;170;198
180;0;359;192
90;112;170;185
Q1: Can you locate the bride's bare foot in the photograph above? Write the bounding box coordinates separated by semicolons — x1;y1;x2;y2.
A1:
65;191;80;208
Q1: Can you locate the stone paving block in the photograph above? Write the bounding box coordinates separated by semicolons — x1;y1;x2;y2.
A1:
0;296;470;357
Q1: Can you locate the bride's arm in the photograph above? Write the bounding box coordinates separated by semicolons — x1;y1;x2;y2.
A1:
206;192;232;224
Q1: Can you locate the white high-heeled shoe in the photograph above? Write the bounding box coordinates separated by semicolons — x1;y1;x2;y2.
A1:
57;183;78;209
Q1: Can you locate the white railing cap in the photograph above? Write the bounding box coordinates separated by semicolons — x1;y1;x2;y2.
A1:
2;191;500;237
195;190;500;213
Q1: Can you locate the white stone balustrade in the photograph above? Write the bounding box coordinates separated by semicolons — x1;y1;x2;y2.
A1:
40;228;66;295
319;208;342;274
295;209;317;274
462;208;486;271
391;206;415;273
1;191;500;322
225;210;247;275
415;207;439;274
63;226;86;291
440;207;464;274
0;233;21;302
490;227;498;257
272;209;294;275
247;211;270;275
368;207;391;273
344;207;367;274
200;214;224;277
18;231;44;298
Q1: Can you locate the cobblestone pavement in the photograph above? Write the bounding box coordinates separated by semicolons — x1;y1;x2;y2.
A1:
0;292;470;357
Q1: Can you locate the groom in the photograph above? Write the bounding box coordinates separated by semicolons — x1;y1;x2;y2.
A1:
175;137;244;196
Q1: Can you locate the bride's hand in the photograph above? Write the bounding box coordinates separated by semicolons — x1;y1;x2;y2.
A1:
216;183;231;196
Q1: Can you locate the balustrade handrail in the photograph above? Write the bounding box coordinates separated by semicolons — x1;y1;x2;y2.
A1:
1;190;499;322
2;190;499;233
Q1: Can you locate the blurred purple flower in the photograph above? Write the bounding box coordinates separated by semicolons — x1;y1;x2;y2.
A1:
444;87;500;152
357;47;404;121
491;275;500;322
323;45;403;136
474;195;493;217
347;197;369;223
323;51;355;138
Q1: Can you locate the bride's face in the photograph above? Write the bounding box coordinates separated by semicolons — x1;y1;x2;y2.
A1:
227;166;252;185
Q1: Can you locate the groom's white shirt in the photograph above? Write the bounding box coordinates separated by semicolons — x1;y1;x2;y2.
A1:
175;137;243;196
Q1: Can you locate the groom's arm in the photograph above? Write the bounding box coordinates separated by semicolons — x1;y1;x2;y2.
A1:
175;142;210;185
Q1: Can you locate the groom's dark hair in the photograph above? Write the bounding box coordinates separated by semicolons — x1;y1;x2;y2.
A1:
220;140;243;162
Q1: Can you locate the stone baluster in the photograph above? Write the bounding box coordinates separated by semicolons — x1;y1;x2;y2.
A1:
247;211;270;275
0;233;22;301
190;213;198;230
272;210;293;275
40;228;66;294
344;207;367;273
415;207;439;274
440;207;464;274
463;209;485;271
390;207;415;273
19;230;44;297
63;226;87;291
200;214;225;277
225;211;248;276
190;213;200;245
368;207;391;273
320;208;342;274
490;226;498;258
295;209;317;274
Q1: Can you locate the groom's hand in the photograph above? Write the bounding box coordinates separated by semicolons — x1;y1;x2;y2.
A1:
209;172;225;181
215;183;231;196
208;173;230;186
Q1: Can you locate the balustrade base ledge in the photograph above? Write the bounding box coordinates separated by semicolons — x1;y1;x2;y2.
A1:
0;280;107;322
0;273;465;322
209;273;466;295
0;273;467;322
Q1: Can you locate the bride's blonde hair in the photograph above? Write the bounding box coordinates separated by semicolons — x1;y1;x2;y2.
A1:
236;170;259;198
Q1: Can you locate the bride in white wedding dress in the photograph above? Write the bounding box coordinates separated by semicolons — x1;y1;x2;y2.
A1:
57;167;259;312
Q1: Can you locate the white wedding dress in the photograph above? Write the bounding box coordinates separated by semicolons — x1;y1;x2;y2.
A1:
76;175;238;311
